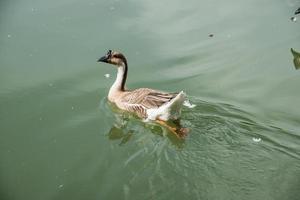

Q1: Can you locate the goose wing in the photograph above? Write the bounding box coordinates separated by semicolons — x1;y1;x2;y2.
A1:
122;88;178;108
119;88;178;117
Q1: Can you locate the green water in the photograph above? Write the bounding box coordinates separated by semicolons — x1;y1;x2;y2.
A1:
1;0;300;199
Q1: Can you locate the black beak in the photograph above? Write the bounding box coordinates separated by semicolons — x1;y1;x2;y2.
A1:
97;56;108;63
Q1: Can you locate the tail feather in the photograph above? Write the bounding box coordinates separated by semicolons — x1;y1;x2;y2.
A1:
146;91;186;121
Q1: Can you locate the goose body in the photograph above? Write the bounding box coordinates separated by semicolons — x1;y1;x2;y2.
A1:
98;50;186;121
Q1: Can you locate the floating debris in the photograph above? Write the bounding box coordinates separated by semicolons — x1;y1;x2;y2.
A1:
291;16;297;22
295;7;300;15
209;34;214;37
104;73;110;78
252;137;261;142
291;48;300;70
58;184;64;188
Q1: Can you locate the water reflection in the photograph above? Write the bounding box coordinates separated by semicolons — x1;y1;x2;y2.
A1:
102;95;300;161
101;96;300;199
106;114;186;148
107;126;133;145
102;99;188;147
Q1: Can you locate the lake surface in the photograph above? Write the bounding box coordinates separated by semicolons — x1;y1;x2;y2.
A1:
1;0;300;199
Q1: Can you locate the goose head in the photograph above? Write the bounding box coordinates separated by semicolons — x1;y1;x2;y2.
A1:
97;50;127;67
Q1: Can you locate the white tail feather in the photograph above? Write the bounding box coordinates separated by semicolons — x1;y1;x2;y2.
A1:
146;91;186;121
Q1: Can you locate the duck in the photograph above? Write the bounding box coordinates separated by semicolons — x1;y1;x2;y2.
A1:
97;50;186;123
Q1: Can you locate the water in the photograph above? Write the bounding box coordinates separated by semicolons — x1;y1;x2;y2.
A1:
1;0;300;199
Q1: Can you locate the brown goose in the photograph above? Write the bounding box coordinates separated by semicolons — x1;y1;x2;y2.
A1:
97;50;186;122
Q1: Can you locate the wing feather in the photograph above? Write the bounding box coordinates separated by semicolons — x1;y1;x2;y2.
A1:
120;88;178;111
121;102;148;118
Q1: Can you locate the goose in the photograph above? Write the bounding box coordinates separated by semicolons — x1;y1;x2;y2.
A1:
97;50;187;134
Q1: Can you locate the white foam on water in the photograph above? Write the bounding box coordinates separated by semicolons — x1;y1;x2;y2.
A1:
183;99;196;108
252;137;261;142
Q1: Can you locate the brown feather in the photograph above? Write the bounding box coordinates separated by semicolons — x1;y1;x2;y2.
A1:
116;88;178;118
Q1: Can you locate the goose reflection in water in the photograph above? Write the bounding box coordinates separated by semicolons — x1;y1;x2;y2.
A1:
106;111;186;148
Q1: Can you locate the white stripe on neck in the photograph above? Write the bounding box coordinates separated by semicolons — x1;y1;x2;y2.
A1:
108;63;126;100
